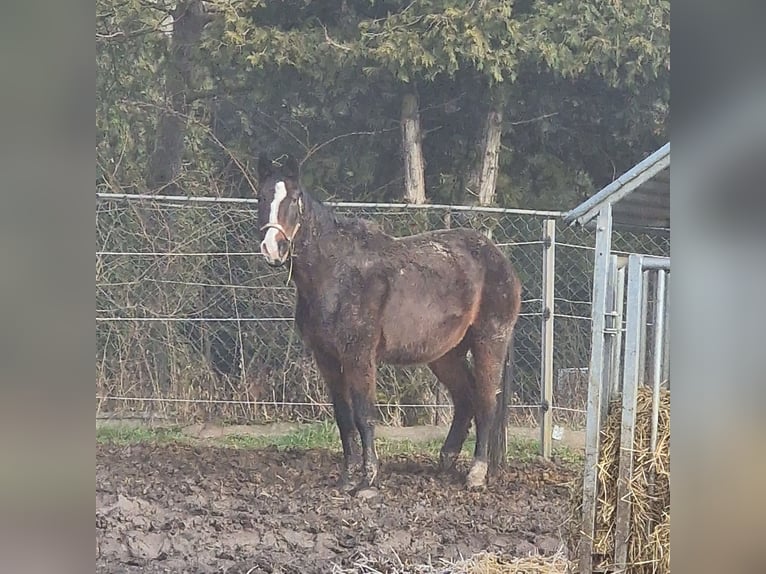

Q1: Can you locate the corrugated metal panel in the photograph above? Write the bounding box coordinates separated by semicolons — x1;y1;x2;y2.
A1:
562;145;670;234
631;183;670;201
614;203;669;222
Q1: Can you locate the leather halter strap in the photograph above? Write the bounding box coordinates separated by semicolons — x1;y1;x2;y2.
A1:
258;196;304;253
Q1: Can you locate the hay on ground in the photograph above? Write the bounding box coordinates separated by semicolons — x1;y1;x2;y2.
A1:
567;386;670;573
450;551;573;574
330;550;574;573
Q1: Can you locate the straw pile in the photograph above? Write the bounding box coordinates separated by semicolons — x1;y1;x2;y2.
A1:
329;550;574;573
443;552;573;574
567;386;670;573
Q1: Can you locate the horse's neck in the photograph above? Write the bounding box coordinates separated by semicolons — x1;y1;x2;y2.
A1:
290;194;342;291
302;194;336;231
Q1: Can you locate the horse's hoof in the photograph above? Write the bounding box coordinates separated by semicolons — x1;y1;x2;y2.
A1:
353;486;379;500
353;469;379;491
344;456;363;479
466;461;488;489
337;474;356;492
438;451;459;472
359;474;378;490
349;477;377;497
362;462;379;488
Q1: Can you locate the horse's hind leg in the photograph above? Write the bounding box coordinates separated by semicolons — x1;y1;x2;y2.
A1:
428;347;474;471
467;334;511;488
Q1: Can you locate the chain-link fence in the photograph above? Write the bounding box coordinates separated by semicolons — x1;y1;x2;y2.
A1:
96;193;669;431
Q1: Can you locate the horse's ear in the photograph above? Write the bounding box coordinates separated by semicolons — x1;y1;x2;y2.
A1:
283;155;300;179
257;153;273;180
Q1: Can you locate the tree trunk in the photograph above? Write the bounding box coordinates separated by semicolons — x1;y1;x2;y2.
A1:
143;1;213;402
475;103;504;206
146;1;212;193
463;100;504;241
400;92;427;204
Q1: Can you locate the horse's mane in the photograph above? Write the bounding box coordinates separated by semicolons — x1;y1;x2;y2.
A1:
304;190;385;238
336;215;384;235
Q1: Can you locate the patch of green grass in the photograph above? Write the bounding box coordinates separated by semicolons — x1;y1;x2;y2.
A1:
507;436;543;463
221;420;341;451
97;420;584;468
96;424;186;445
382;434;547;463
554;444;585;467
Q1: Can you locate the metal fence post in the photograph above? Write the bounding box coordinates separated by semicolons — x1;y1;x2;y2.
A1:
580;205;613;574
610;261;627;398
539;219;556;459
650;269;667;454
647;269;668;535
638;270;650;385
662;273;670;388
614;254;645;571
600;254;618;424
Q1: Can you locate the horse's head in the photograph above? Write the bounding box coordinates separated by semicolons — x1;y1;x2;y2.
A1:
256;153;304;267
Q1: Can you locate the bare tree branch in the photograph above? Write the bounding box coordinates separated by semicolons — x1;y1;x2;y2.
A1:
508;111;559;126
121;99;258;196
321;23;352;52
96;27;161;41
250;109;311;153
303;128;399;165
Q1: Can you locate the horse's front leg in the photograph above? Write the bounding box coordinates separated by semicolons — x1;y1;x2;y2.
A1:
332;388;363;489
344;360;378;490
315;351;360;489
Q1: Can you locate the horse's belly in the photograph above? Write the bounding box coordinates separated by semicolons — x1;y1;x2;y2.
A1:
378;268;481;364
378;308;473;365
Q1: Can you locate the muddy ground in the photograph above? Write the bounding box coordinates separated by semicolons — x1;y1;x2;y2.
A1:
97;443;577;573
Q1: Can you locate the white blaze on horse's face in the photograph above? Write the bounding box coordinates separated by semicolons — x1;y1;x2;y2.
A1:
260;181;288;263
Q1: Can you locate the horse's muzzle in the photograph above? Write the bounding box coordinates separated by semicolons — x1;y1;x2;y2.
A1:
260;234;290;267
264;256;288;268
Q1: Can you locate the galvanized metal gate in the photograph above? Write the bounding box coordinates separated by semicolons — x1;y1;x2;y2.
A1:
579;208;670;573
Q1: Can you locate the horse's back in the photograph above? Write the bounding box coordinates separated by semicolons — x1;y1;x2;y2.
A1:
410;227;523;333
373;227;519;364
397;227;516;281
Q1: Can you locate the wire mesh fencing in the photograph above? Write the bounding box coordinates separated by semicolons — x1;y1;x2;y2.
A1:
96;193;667;431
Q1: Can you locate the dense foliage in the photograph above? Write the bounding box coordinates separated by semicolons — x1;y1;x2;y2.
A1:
97;0;669;208
97;1;670;422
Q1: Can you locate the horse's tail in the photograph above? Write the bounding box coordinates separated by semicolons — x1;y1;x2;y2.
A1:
488;328;516;469
498;327;516;420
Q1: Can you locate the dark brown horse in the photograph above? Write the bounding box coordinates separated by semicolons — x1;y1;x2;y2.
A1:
256;154;522;491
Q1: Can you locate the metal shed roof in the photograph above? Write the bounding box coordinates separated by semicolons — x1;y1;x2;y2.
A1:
562;142;670;235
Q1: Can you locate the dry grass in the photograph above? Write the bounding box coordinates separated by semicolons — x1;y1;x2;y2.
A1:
567;386;670;573
650;513;670;574
329;550;574;574
455;552;573;574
